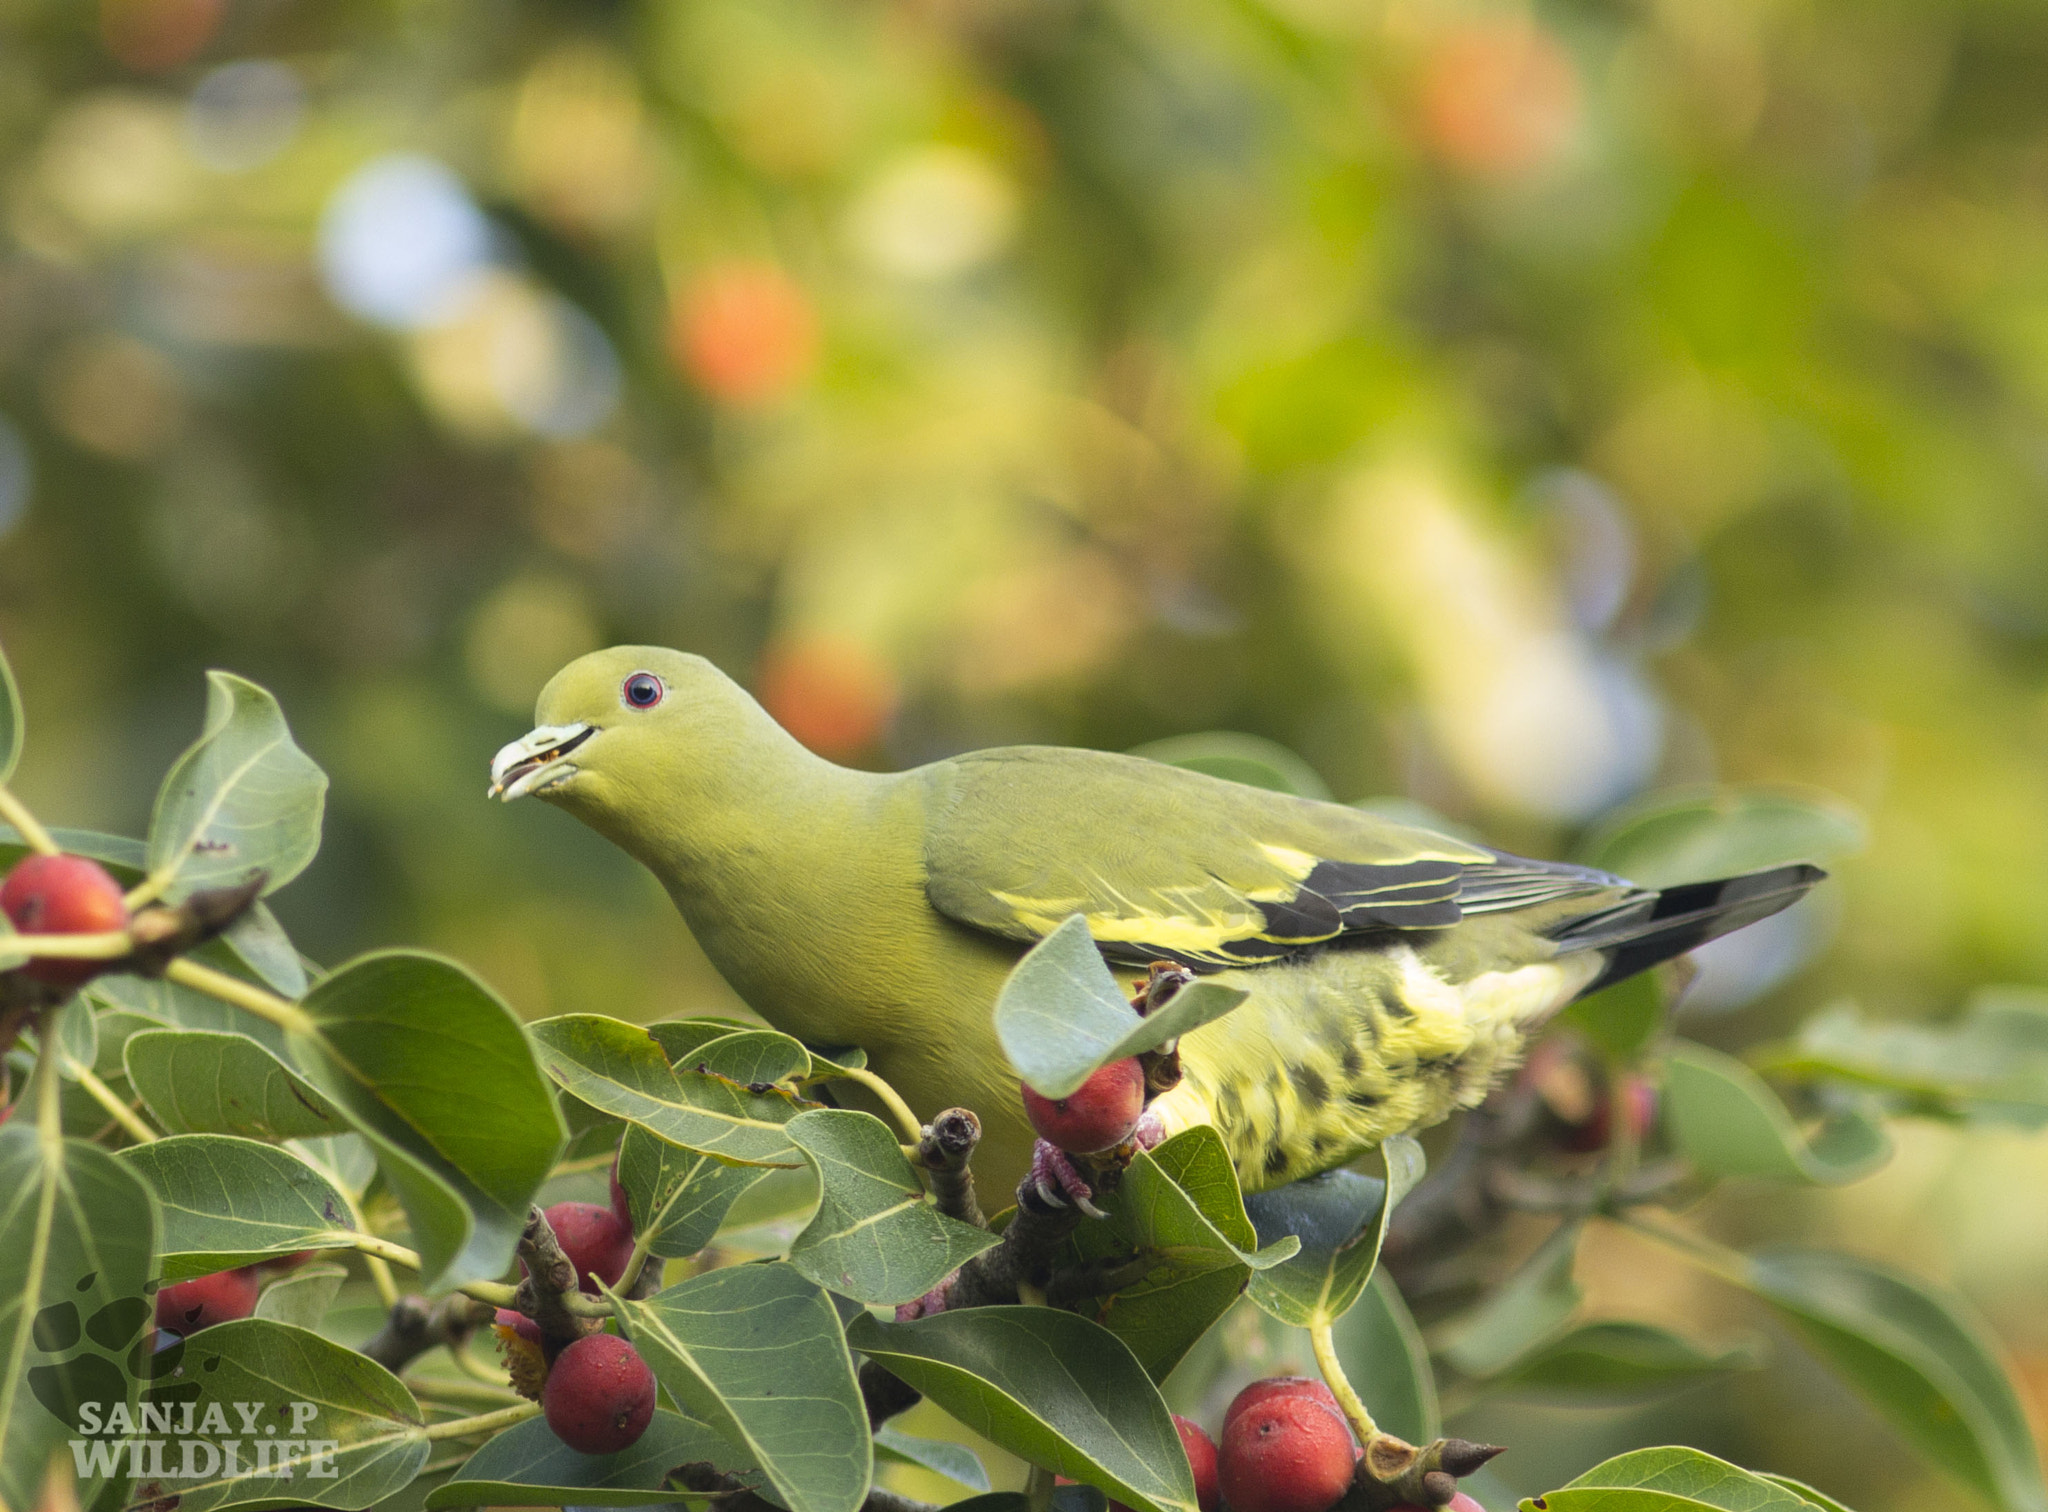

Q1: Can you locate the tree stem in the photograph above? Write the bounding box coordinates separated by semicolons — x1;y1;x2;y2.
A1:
0;787;58;856
64;1056;156;1143
833;1066;925;1146
1311;1316;1380;1443
164;957;315;1034
420;1401;538;1442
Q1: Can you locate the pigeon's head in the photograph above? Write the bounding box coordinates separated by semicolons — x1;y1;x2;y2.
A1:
487;646;771;808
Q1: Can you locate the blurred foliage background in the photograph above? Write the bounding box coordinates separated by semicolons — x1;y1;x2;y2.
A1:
2;0;2046;1504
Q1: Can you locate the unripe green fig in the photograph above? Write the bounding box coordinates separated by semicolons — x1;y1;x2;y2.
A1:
542;1332;656;1455
1219;1393;1356;1512
155;1267;259;1337
1020;1058;1145;1155
1;854;129;985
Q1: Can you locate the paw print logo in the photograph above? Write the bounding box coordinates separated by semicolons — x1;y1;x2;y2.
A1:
27;1270;201;1432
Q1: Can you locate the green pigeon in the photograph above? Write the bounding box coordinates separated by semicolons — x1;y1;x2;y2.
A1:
491;646;1820;1203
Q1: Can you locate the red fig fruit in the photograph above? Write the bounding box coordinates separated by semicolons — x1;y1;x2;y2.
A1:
542;1332;657;1454
1;854;129;985
1021;1058;1145;1155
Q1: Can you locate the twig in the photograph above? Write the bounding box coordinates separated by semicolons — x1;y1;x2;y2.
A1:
831;1066;926;1146
914;1107;985;1229
62;1056;157;1143
0;787;58;856
512;1204;608;1354
164;957;314;1035
358;1292;495;1373
420;1401;538;1442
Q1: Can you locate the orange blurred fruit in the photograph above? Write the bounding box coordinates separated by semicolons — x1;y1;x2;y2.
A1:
100;0;223;72
756;635;897;758
1416;19;1579;179
668;261;818;407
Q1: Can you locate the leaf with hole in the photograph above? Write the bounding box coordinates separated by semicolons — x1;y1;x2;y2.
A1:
121;1135;357;1278
609;1260;869;1512
1665;1040;1889;1184
530;1013;813;1168
1244;1136;1422;1329
0;1122;158;1512
1741;1247;2046;1512
124;1028;345;1140
290;951;565;1289
995;915;1247;1101
146;670;329;900
141;1318;428;1509
784;1108;1000;1305
848;1307;1199;1512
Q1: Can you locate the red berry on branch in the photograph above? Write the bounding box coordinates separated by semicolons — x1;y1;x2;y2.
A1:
1;853;129;985
1223;1375;1342;1432
542;1332;657;1455
1175;1414;1222;1512
154;1267;259;1336
1021;1058;1145;1155
536;1200;636;1294
1219;1393;1357;1512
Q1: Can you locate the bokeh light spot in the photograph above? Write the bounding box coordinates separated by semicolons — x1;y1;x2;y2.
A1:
318;155;494;331
465;575;603;714
756;635;897;758
43;337;183;460
668;261;818;408
184;59;303;172
1417;18;1580;179
847;147;1019;282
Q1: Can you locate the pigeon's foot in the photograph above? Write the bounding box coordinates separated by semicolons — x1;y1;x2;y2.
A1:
895;1276;955;1321
1020;1138;1109;1219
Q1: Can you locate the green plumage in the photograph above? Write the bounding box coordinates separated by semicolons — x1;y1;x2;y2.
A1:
492;647;1821;1197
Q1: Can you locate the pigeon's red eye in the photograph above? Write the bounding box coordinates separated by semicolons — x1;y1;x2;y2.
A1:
622;673;664;709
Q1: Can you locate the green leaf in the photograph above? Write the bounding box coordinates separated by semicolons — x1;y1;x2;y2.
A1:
1442;1220;1583;1378
146;670;329;899
1578;787;1865;887
646;1017;761;1065
0;1123;159;1512
1244;1135;1422;1328
291;951;566;1289
1665;1040;1890;1184
429;1409;749;1506
1330;1269;1439;1443
52;995;98;1080
0;826;145;876
123;1028;346;1140
90;970;291;1056
615;1123;768;1261
874;1424;993;1493
1495;1320;1761;1400
140;1318;429;1509
685;1027;813;1085
1758;1475;1859;1512
1520;1446;1831;1512
610;1260;870;1512
223;900;310;998
120;1134;357;1278
1741;1247;2047;1512
995;916;1247;1100
784;1108;1000;1305
0;637;21;783
529;1013;812;1168
1755;993;2048;1128
1055;1126;1298;1379
849;1307;1200;1512
255;1262;348;1329
1130;732;1334;800
1562;970;1666;1059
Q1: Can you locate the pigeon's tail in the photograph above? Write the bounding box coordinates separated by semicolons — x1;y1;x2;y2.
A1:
1552;863;1826;998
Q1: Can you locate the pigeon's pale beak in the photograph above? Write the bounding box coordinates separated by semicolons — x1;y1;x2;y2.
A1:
488;723;594;801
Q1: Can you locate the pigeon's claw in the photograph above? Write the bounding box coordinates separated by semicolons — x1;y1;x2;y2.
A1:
1130;1107;1167;1154
1021;1138;1107;1218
